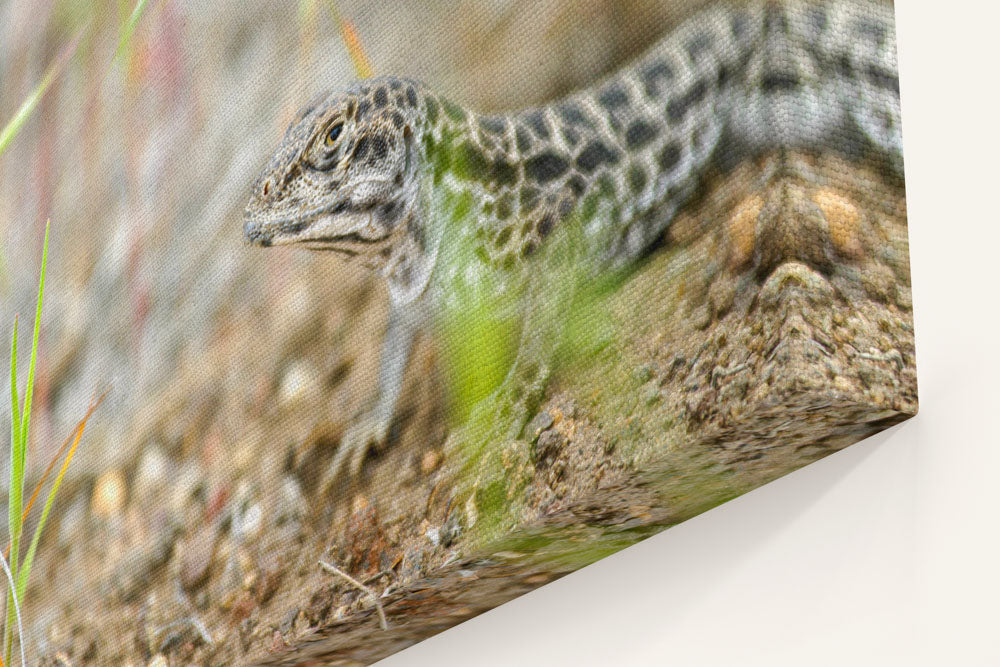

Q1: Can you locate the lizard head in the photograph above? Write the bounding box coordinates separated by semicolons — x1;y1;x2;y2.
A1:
243;77;427;265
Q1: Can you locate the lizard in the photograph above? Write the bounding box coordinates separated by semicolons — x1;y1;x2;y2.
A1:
242;0;902;482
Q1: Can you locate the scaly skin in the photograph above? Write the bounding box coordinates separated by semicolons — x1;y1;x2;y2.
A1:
243;0;901;481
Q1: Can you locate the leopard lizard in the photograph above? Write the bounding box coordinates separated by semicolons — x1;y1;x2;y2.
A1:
243;0;902;480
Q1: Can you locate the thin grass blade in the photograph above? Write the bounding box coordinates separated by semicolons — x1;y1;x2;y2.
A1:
5;321;22;661
8;318;19;446
6;390;107;561
17;394;97;597
325;1;374;78
18;222;49;467
110;0;152;70
0;30;86;159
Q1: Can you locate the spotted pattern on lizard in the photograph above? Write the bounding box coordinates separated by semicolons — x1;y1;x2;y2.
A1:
243;0;902;480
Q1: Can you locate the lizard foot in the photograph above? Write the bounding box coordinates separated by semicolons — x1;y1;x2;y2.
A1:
320;408;392;491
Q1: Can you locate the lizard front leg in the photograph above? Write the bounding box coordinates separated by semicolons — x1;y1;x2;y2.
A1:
325;293;426;484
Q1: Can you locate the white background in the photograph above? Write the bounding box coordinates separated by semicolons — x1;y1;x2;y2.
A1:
383;2;1000;665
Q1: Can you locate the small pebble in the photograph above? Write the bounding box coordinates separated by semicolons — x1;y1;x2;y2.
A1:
134;445;169;497
278;360;317;405
420;449;442;474
526;411;554;442
91;469;127;518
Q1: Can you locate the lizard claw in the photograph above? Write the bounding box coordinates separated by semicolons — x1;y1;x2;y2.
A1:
321;409;392;490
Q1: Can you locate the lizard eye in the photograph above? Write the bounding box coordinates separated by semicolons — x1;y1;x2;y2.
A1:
325;122;344;147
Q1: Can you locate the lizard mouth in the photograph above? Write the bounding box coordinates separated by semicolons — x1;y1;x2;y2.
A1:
244;208;392;259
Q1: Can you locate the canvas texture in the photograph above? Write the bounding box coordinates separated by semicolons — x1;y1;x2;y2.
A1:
0;0;914;664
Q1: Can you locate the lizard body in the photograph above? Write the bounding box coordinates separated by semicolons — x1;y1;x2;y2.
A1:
243;0;901;479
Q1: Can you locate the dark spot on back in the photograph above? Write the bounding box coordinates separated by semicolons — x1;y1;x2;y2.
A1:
657;143;682;172
520;186;540;213
836;54;853;77
356;99;371;122
686;32;713;63
456;141;489;181
866;65;899;93
537;214;555;238
389;79;402;91
425;97;439;125
406;86;418;108
640;60;674;98
496;193;514;220
443;99;467;123
495;226;512;248
494;159;518;188
806;6;828;32
764;4;790;34
730;12;750;40
625;119;659;150
556;102;592;128
557;196;574;218
525;152;569;184
667;79;708;124
857;20;888;50
390;111;405;129
628;165;647;194
480;115;507;135
760;71;801;93
562;127;580;148
523;109;550;139
566;174;586;197
575;141;620;174
373;87;388;108
597;83;629;110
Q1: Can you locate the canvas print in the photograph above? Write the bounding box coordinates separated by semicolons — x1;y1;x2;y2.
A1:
0;0;914;664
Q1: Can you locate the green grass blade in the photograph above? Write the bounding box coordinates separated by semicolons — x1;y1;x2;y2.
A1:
0;71;55;159
8;317;19;460
5;320;22;662
7;316;20;556
0;30;85;159
111;0;152;69
18;223;49;466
